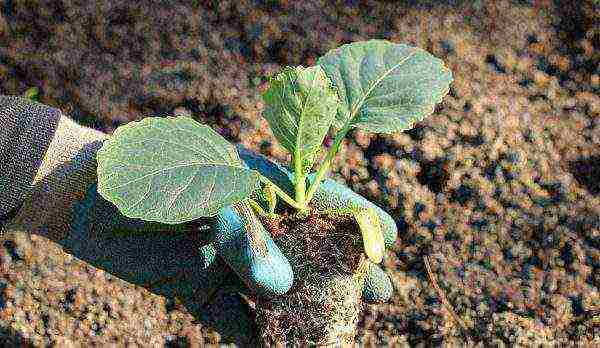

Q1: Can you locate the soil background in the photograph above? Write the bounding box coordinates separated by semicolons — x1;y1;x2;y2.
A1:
0;0;599;346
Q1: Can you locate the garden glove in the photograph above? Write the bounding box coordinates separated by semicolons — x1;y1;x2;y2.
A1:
0;96;288;305
209;145;397;302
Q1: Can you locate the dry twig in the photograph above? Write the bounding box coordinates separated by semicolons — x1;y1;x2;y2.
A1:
424;255;472;340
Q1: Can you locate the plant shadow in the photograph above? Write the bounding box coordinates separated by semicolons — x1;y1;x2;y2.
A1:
17;141;258;346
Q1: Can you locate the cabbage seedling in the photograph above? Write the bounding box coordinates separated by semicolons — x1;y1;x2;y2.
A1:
96;39;452;263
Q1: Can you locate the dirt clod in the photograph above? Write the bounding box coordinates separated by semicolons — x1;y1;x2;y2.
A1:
256;214;368;346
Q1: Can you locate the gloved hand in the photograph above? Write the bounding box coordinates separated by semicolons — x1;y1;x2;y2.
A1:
1;95;264;343
1;96;396;304
0;96;231;305
208;145;397;302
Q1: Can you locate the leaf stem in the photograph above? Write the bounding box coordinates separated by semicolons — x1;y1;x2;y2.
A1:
248;198;268;217
304;123;351;205
258;175;307;212
294;153;306;208
295;177;306;208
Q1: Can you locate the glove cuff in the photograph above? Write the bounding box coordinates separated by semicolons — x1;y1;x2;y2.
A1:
32;112;106;185
8;103;106;239
0;96;61;223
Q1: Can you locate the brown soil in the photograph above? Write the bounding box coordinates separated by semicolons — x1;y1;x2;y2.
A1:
255;213;369;346
1;1;599;345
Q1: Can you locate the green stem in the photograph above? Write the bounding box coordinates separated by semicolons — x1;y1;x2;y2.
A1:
294;153;306;208
248;198;268;217
258;175;307;212
295;177;306;208
304;123;352;205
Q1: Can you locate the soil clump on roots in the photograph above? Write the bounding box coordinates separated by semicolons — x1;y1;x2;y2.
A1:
255;213;368;346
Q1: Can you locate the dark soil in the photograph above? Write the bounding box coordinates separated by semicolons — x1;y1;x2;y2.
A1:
255;213;368;345
1;0;598;345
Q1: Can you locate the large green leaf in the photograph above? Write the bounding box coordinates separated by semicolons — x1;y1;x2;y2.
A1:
262;65;339;174
317;39;453;133
97;117;260;224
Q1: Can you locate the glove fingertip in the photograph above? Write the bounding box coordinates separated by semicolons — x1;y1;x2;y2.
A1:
214;205;294;297
374;207;398;249
363;262;393;303
310;177;399;248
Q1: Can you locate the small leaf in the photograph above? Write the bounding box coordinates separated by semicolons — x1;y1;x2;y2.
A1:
317;39;453;133
353;207;385;263
97;117;260;224
248;198;268;217
23;87;39;101
264;183;277;215
262;65;339;174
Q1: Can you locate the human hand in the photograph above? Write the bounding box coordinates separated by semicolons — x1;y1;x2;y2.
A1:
204;146;396;302
2;96;394;303
0;98;250;305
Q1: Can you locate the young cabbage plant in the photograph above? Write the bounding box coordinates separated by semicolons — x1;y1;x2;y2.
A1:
96;39;453;262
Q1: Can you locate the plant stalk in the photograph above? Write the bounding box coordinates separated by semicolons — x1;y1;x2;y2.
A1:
293;152;307;209
295;176;306;208
259;175;307;212
304;123;351;205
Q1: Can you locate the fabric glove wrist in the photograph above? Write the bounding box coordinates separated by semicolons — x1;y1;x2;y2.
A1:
0;98;229;304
